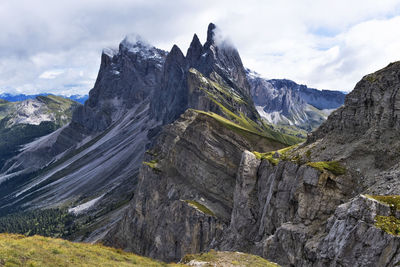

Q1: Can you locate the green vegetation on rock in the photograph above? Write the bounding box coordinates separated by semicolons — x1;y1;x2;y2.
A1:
253;145;299;166
0;233;177;267
196;110;301;147
188;68;302;146
184;200;215;216
306;161;346;176
143;159;161;172
181;250;280;267
374;215;400;236
366;195;400;210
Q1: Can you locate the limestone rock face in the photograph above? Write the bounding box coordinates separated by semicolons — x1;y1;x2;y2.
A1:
151;23;261;125
315;196;400;266
106;60;400;266
310;61;400;142
104;110;285;262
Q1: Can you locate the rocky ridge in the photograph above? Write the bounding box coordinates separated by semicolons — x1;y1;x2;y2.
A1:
0;95;79;171
247;70;346;131
106;58;400;266
0;23;295;244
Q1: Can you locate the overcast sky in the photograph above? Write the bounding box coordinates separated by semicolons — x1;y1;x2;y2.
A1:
1;0;400;96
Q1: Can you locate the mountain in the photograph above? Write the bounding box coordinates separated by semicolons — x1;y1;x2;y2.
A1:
64;95;88;104
1;22;398;267
104;59;400;266
0;95;79;170
247;69;346;131
0;93;48;102
0;93;89;104
0;23;298;245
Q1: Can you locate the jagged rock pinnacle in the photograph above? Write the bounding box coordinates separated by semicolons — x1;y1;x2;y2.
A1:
206;23;217;45
186;34;203;63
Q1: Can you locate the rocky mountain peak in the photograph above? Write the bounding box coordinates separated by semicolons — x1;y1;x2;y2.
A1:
186;34;203;65
309;61;400;143
205;22;217;47
168;45;186;64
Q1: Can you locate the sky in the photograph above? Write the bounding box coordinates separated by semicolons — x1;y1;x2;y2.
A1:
1;0;400;96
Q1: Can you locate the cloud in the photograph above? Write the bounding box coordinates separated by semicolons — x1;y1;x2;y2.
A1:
39;70;65;79
0;0;399;95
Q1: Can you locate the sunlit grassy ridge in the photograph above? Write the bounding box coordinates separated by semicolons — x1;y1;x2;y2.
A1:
188;68;302;146
0;234;281;267
0;234;178;267
252;145;299;165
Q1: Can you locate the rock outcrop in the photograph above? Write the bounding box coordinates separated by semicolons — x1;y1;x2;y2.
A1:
104;110;285;261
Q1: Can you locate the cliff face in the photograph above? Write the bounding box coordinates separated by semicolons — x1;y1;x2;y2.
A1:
104;110;286;261
106;61;400;266
220;62;400;266
151;23;260;125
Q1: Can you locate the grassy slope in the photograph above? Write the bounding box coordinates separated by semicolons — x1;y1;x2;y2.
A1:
189;69;302;146
0;234;281;267
0;234;178;267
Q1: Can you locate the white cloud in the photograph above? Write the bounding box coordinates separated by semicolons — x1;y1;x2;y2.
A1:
39;70;65;79
0;0;399;95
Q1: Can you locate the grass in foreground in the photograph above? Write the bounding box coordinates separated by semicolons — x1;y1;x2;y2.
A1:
0;234;281;267
0;233;177;267
181;250;280;267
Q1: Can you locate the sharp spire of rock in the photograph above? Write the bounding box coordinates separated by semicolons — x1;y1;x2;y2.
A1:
207;23;216;43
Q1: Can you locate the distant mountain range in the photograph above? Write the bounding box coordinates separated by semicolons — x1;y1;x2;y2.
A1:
247;69;346;131
0;93;88;104
0;95;80;170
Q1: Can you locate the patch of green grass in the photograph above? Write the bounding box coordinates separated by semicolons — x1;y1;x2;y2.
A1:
253;145;299;166
366;74;377;83
366;195;400;210
306;161;346;176
270;123;308;139
181;250;280;267
183;200;215;216
197;110;263;137
374;215;400;236
0;233;178;266
143;159;161;172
